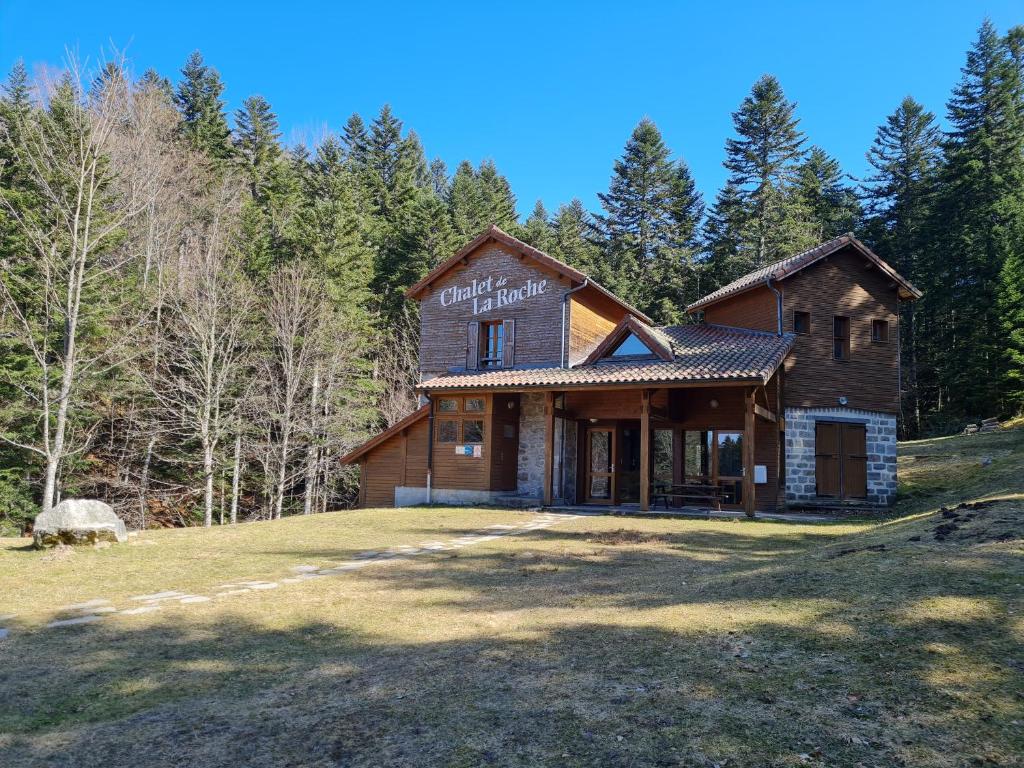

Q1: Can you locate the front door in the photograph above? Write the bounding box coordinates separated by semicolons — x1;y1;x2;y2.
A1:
815;422;867;499
585;427;616;504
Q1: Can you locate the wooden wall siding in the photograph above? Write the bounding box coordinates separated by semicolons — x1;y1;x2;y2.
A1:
567;296;621;366
359;418;430;508
432;393;493;492
703;285;778;332
781;249;899;413
418;242;572;378
564;389;669;420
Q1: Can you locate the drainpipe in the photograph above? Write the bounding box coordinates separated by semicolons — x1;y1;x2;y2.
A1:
766;275;783;335
426;396;434;505
560;280;589;367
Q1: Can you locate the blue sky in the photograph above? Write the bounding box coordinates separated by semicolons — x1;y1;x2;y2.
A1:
2;1;1021;217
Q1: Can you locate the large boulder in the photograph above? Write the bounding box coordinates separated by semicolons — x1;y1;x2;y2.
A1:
33;499;127;549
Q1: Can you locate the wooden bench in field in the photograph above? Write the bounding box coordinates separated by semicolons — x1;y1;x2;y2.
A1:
652;482;725;511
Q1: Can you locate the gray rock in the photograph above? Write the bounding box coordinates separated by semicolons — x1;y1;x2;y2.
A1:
33;499;127;549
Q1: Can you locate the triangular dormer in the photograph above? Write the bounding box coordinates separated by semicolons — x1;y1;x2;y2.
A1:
582;315;673;365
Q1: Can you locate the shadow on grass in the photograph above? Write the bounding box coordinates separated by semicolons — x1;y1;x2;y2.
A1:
0;509;1020;768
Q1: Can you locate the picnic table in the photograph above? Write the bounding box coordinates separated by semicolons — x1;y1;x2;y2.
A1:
652;480;725;511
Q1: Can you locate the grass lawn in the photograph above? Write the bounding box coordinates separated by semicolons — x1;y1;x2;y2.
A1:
0;431;1022;767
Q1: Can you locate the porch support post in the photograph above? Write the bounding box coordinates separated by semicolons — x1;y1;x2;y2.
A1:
543;391;555;506
743;387;756;518
640;389;651;512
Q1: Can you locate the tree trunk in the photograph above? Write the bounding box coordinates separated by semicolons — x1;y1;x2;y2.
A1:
230;430;241;524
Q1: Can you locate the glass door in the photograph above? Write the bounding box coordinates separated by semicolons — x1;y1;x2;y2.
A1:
711;430;744;506
585;427;615;504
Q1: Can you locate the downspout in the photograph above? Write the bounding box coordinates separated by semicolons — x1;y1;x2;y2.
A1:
426;395;434;505
560;279;590;368
766;275;783;335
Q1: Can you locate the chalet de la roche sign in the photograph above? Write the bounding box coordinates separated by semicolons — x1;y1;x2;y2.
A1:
439;274;548;315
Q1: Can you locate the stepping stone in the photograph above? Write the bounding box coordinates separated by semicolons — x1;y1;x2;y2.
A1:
47;615;104;628
62;598;111;611
247;582;279;590
418;542;450;550
90;606;118;614
179;596;211;604
0;628;8;640
214;589;251;596
120;605;163;615
355;551;380;559
130;591;185;602
0;614;15;622
486;524;517;530
289;565;319;573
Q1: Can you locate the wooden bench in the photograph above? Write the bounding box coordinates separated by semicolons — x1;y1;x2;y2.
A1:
652;482;724;511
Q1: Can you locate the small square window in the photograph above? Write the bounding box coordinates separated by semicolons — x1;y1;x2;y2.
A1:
462;420;484;444
438;420;458;443
464;397;485;413
872;319;889;343
437;398;459;413
794;311;810;335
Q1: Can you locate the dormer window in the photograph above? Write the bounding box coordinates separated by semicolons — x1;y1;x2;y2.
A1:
609;332;655;358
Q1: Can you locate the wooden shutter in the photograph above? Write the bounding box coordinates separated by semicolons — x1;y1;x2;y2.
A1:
841;424;867;499
815;422;841;497
466;321;480;370
502;319;515;368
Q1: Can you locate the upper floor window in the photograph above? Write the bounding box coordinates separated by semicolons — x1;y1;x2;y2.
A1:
871;319;890;343
833;316;850;361
479;321;504;368
793;311;811;335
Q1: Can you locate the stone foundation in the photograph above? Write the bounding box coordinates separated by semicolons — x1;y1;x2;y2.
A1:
784;407;897;505
516;392;573;503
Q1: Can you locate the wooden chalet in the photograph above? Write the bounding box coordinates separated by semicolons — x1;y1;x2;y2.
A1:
342;225;921;515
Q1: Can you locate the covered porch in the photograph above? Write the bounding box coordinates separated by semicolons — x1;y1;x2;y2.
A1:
538;382;784;515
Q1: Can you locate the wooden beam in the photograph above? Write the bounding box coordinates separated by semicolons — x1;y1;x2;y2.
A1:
753;403;777;423
743;388;756;518
640;389;651;512
543;391;555;506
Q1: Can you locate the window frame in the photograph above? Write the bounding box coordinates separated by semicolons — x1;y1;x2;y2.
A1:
832;315;851;361
464;397;485;413
437;419;459;443
871;318;890;344
793;310;811;335
479;320;504;369
437;398;459;413
461;419;485;445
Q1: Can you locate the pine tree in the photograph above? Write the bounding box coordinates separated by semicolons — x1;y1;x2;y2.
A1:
861;96;941;434
138;68;174;102
477;159;518;230
998;249;1024;406
701;181;751;291
365;104;417;219
428;157;449;199
722;74;807;266
794;147;860;241
595;118;704;320
174;51;233;160
929;21;1024;417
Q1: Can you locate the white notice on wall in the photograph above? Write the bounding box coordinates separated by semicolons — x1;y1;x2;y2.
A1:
754;465;767;484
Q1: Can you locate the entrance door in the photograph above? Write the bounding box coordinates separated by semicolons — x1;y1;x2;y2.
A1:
815;422;867;499
585;427;615;504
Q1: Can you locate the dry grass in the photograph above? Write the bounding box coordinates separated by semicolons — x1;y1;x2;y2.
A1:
0;431;1021;767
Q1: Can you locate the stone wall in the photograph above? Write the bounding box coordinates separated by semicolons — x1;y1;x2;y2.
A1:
516;392;573;502
784;407;897;505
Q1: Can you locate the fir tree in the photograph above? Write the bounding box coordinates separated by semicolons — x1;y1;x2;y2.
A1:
929;21;1024;416
234;95;283;201
550;200;602;277
174;51;233;160
595;118;704;321
519;199;554;251
722;74;808;266
861;96;941;433
138;68;174;102
428;157;449;199
477;159;517;230
342;113;370;167
998;249;1024;406
702;181;751;291
794;146;860;241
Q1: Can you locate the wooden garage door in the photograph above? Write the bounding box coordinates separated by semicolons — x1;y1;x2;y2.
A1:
815;422;867;499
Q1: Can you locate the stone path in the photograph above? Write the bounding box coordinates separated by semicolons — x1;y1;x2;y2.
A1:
0;512;578;638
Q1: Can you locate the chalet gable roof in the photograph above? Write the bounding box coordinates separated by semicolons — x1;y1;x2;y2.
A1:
583;315;674;365
339;404;429;465
686;234;923;314
405;224;653;324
